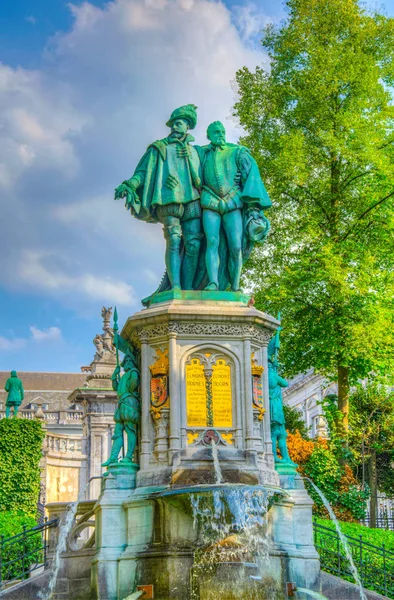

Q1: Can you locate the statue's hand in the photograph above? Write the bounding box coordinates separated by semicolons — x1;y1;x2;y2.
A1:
114;183;130;200
165;174;179;190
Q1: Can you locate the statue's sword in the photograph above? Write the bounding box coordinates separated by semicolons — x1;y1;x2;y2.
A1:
113;306;120;370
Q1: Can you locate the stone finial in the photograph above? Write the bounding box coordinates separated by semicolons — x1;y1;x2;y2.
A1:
316;415;329;439
86;307;117;389
33;396;45;420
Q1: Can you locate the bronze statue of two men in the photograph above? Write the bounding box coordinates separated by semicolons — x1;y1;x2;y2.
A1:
115;104;271;301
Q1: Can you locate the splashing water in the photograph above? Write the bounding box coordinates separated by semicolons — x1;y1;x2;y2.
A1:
211;439;223;484
306;478;367;600
191;487;272;564
41;482;89;600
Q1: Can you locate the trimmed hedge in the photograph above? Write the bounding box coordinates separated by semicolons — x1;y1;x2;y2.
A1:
0;511;41;581
0;419;45;515
315;517;394;551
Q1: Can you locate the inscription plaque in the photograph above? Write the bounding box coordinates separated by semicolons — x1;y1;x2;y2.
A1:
212;359;233;428
186;358;207;427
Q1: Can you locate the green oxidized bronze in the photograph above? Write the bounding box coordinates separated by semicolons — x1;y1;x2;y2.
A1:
268;317;297;470
199;121;271;292
114;108;271;302
102;309;140;468
115;104;202;293
4;371;24;418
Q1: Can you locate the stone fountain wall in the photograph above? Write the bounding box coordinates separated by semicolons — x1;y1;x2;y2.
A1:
88;297;321;600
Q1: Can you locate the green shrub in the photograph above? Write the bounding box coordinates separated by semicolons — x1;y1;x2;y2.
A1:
304;444;368;521
315;517;394;597
0;419;45;515
0;511;41;581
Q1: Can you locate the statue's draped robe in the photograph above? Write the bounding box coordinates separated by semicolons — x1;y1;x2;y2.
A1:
129;141;272;303
268;365;289;426
5;377;24;407
125;134;201;223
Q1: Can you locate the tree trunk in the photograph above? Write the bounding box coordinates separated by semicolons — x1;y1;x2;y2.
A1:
369;449;378;528
337;365;349;434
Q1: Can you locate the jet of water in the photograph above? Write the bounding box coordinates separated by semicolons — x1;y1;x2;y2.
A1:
306;478;367;600
211;439;223;484
41;481;90;600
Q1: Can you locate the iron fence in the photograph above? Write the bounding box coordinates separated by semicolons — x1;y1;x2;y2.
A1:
0;517;58;590
313;519;394;598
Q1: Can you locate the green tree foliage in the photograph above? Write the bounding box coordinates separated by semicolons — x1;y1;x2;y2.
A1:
283;404;310;438
0;419;45;515
234;0;394;433
348;382;394;494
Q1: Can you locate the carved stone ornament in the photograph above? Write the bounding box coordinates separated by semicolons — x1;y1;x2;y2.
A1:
136;321;272;345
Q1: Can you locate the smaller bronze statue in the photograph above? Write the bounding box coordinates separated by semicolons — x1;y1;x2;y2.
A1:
4;371;24;418
102;309;140;467
268;318;297;468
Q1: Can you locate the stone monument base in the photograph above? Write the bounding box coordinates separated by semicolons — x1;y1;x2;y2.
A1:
90;469;320;600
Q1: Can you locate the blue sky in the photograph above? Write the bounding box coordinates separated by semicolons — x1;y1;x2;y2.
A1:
0;0;393;373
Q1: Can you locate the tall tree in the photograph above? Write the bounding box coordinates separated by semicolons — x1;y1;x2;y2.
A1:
234;0;394;434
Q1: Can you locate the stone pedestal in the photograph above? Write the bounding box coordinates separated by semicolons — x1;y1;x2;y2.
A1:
90;296;321;599
121;295;279;488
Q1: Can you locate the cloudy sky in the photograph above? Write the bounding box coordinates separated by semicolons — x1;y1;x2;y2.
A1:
0;0;393;373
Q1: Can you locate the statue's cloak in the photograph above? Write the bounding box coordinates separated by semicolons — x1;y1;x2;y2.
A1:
142;144;272;304
126;134;200;223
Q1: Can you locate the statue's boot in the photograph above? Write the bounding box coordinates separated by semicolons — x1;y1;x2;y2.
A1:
182;232;202;289
164;225;182;289
102;436;123;467
204;282;218;291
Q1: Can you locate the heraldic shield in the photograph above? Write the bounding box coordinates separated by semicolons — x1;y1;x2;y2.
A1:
151;375;168;408
149;348;170;418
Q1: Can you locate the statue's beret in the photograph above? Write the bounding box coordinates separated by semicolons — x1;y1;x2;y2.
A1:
166;104;198;130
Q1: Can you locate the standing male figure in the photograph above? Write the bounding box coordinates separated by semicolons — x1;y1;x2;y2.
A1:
199;121;271;291
4;371;24;418
115;104;202;291
102;336;140;467
268;325;296;467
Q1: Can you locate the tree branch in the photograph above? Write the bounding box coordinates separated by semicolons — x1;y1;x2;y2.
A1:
340;170;373;193
341;190;394;242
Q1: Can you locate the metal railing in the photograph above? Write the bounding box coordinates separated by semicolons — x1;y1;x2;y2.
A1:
0;518;58;590
313;519;394;598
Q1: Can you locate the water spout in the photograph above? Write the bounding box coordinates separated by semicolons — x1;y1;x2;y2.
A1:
211;439;223;484
41;482;90;600
306;478;367;600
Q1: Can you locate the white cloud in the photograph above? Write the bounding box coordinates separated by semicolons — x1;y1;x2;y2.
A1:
0;325;62;352
30;326;62;342
17;250;136;306
0;0;271;310
0;64;86;188
0;336;26;351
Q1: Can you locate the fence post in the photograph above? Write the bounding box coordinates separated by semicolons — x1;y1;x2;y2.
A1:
382;543;387;595
359;535;363;583
43;517;48;567
22;525;28;579
0;534;3;589
337;527;341;576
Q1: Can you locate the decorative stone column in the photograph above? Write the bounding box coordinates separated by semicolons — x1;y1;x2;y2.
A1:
139;334;151;470
168;326;180;463
243;336;256;454
262;343;275;468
